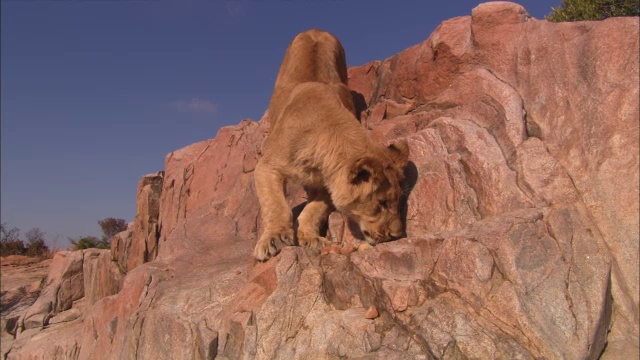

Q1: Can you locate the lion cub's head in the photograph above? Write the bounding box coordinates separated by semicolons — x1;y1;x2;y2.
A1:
334;140;410;245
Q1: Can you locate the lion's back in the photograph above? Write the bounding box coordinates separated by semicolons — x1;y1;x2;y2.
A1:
268;29;349;127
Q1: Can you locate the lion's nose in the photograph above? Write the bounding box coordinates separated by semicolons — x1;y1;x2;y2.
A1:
388;218;404;238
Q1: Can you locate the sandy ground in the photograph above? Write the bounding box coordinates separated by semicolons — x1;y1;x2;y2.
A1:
1;259;51;292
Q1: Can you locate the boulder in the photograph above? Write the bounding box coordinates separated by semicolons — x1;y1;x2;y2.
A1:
350;3;639;356
1;258;50;359
157;119;266;258
109;224;132;275
82;249;123;308
17;251;84;332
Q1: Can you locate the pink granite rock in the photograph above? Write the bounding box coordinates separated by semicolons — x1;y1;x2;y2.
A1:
6;2;638;359
17;251;84;332
110;172;164;275
82;249;123;308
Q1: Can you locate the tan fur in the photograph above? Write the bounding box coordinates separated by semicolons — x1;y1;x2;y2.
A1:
254;29;409;261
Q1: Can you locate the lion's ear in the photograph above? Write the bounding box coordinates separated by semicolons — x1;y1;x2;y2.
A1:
349;157;381;184
387;140;409;167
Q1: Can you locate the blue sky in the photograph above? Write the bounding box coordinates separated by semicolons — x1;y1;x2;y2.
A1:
1;0;558;248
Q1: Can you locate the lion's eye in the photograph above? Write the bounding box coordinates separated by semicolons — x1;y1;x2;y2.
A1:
379;200;389;209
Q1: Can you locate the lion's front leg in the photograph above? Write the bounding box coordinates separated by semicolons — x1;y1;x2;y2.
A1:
254;160;294;261
296;188;334;251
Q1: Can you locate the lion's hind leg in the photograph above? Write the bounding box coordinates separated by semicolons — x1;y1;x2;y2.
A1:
296;188;334;251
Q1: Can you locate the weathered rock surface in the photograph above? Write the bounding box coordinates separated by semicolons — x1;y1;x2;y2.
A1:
1;257;50;358
3;249;123;359
83;250;123;308
5;2;638;359
17;251;85;332
111;172;164;274
0;256;44;268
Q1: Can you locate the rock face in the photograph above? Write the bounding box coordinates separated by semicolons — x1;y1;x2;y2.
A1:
5;2;638;359
1;257;50;358
83;250;124;308
110;172;164;274
17;251;85;332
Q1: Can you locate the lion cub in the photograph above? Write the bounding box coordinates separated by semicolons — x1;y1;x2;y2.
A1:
254;29;409;261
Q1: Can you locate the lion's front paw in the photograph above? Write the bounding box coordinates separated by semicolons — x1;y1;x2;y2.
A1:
298;234;332;251
253;228;294;261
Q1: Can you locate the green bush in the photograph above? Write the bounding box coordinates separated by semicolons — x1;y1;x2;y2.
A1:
547;0;640;22
69;236;107;250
